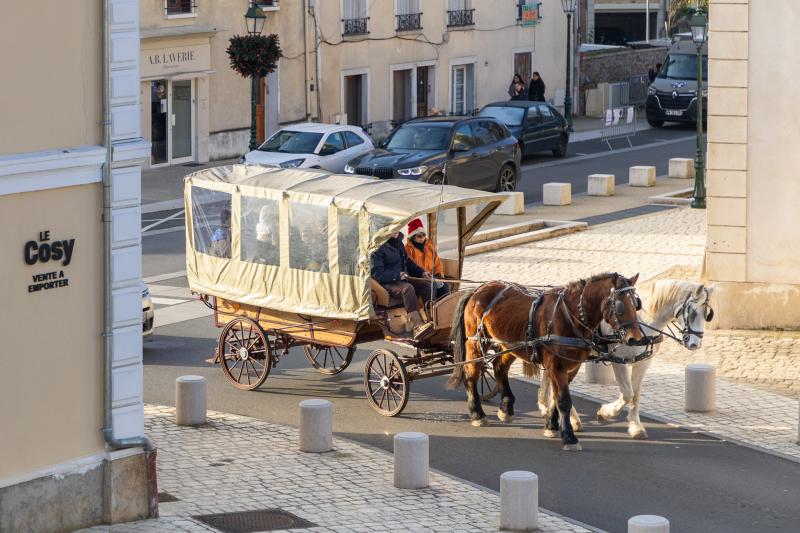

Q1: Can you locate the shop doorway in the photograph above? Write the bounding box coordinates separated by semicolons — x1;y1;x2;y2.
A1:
344;73;367;126
150;79;195;166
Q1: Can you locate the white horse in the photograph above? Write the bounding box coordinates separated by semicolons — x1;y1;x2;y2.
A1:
538;279;715;439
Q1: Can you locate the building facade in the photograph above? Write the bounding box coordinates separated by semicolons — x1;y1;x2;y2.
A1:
0;1;151;530
704;0;800;329
589;0;667;44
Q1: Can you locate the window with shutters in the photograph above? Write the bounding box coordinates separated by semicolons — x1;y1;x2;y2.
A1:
396;0;422;32
447;0;473;27
342;0;369;36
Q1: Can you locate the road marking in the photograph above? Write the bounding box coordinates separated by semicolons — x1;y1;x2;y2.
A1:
151;296;192;306
154;300;214;329
142;209;185;233
143;271;187;283
143;225;185;237
142;199;185;214
575;152;588;156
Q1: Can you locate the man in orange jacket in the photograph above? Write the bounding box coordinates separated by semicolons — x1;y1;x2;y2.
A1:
404;218;450;300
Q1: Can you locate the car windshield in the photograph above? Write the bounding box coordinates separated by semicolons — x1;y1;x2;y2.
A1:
659;53;708;81
258;130;323;154
385;124;451;151
479;106;525;127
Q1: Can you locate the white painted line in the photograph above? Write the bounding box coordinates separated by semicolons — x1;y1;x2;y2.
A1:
142;209;185;233
151;296;191;306
143;270;187;283
142;199;185;214
143;225;185;237
154;300;214;329
149;284;193;298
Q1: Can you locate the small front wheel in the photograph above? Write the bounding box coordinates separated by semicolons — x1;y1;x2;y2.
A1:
478;364;500;401
647;118;664;128
495;164;517;192
304;344;354;375
552;134;568;158
364;349;409;416
218;317;272;391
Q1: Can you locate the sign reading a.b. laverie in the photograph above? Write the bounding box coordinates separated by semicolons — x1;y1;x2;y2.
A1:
24;230;75;293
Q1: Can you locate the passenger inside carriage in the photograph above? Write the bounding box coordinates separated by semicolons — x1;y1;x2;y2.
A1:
370;231;435;341
404;218;450;300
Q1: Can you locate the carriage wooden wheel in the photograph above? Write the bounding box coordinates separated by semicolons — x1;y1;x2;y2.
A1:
303;344;355;375
218;317;273;391
364;349;409;417
478;364;499;401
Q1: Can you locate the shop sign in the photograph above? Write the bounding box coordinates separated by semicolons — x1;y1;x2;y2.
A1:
141;43;211;78
521;2;542;26
24;230;75;293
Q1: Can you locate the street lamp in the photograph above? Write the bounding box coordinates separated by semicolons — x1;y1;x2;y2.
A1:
690;11;708;209
245;4;267;151
561;0;577;132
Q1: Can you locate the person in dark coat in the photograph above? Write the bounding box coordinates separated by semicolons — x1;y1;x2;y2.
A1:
648;64;658;83
371;232;434;339
528;71;546;102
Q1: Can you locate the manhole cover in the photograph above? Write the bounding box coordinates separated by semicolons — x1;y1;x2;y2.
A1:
193;509;316;532
157;492;179;503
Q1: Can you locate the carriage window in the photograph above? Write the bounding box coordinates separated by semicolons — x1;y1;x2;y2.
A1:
191;186;232;258
241;197;280;266
289;203;329;273
369;214;395;240
437;209;460;261
338;210;360;276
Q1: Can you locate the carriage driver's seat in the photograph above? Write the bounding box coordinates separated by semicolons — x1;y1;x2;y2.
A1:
370;278;404;308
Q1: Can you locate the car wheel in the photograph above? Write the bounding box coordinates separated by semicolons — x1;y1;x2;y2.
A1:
495;164;517;192
427;173;446;186
647;118;664;128
552;134;568;158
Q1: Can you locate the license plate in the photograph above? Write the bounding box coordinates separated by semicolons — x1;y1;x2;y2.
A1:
665;109;684;116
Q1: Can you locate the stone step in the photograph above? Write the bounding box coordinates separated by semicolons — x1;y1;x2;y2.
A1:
466;220;587;256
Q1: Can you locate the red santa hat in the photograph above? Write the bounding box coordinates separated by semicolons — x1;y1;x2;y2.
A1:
407;218;425;238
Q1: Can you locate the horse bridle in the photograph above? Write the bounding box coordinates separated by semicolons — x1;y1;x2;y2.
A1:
577;278;641;341
674;289;714;345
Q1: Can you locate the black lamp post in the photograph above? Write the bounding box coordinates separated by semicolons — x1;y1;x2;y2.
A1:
245;4;267;151
561;0;577;132
690;11;708;209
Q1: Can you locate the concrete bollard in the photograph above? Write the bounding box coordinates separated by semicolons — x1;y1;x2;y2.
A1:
500;471;538;531
668;158;695;179
685;364;716;412
393;432;429;489
299;399;333;453
175;375;207;426
629;166;656;187
496;191;525;215
628;515;670;532
584;361;615;385
543;182;572;206
588;174;616;196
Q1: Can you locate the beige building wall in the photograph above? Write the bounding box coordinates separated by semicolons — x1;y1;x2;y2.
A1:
0;184;104;479
704;0;800;329
0;1;101;154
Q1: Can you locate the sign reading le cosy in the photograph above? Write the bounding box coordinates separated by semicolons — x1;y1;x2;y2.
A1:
24;230;75;293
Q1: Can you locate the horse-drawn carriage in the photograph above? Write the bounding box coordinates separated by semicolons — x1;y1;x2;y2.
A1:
185;165;505;416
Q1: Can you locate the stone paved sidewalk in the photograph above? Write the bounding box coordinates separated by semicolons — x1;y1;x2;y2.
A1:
78;406;594;533
464;207;800;462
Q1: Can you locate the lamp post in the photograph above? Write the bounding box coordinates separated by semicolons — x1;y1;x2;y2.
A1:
561;0;577;132
245;4;267;151
690;11;708;209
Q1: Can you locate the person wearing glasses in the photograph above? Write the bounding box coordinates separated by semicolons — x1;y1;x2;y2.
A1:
404;218;449;300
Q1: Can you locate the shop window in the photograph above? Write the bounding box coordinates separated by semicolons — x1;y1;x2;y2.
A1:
241;197;280;267
191;186;232;258
289;203;329;273
338;210;360;276
165;0;197;16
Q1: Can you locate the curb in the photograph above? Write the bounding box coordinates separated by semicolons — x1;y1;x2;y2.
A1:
466;220;588;256
648;187;693;206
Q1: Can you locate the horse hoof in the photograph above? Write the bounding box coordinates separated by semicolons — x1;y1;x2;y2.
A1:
596;409;613;422
497;410;513;424
543;429;558;438
630;428;649;440
562;443;582;452
572;422;584;433
471;418;489;427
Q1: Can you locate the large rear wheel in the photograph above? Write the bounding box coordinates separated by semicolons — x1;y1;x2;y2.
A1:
304;344;354;375
552;134;568;158
364;349;409;417
218;317;272;391
478;364;500;401
495;164;517;192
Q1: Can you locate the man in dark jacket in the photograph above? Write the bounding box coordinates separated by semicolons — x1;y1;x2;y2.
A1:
371;232;435;340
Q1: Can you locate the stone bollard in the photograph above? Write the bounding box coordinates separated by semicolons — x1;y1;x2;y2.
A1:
629;166;656;187
543;183;571;206
584;361;615;385
685;364;716;412
668;158;695;179
500;471;538;531
175;375;207;426
299;399;333;453
496;191;525;215
628;515;670;532
393;432;429;489
588;174;616;196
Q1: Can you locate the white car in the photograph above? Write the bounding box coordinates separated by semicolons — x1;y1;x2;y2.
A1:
240;123;374;173
142;283;154;338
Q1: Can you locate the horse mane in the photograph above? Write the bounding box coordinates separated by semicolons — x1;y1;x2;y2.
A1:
563;272;615;292
644;279;700;323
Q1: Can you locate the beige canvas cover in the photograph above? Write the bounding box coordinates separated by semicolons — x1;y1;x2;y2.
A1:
185;164;502;320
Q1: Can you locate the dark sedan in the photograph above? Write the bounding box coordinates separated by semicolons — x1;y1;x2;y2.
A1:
344;117;521;192
478;101;569;158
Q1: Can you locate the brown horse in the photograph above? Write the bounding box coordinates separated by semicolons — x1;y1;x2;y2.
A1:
447;273;643;451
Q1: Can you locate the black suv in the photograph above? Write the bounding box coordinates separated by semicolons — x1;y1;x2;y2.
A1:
344;117;522;192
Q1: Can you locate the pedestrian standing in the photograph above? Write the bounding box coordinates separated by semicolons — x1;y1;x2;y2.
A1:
648;64;658;83
528;72;546;102
507;74;525;99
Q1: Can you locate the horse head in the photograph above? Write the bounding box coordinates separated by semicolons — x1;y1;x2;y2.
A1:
601;273;644;346
673;283;715;350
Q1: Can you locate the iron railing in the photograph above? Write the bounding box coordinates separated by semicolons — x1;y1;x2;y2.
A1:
343;17;369;36
396;12;422;31
447;9;474;27
165;0;197;16
255;0;279;8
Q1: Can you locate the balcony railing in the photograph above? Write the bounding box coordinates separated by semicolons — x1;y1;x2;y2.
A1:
396;12;422;32
255;0;279;9
343;17;369;36
447;8;474;28
165;0;197;16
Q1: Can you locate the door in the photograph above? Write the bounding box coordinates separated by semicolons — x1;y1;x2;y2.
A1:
514;52;532;84
523;105;544;154
447;123;482;189
451;66;466;115
416;66;429;117
392;69;413;123
470;121;501;190
345;75;365;126
170;79;194;163
150;80;168;165
318;131;349;172
537;104;560;148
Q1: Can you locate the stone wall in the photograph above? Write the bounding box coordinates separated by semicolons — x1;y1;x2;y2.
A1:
580;46;668;87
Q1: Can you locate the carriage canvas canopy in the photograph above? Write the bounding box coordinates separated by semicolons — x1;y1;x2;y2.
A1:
185;164;503;319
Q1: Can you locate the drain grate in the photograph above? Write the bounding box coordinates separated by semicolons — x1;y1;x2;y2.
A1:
157;492;179;503
193;509;316;532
